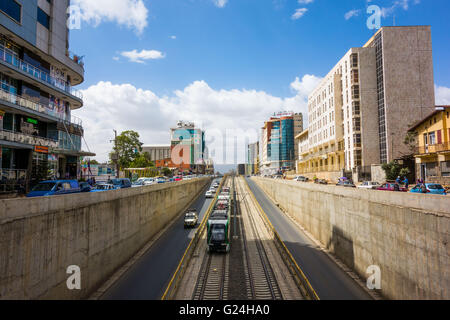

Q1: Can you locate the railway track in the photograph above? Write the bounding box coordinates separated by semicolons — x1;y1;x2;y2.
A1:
192;252;229;300
192;178;231;300
237;177;283;300
175;176;305;300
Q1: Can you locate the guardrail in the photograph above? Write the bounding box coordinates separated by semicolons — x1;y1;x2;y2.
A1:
242;177;320;300
161;176;227;300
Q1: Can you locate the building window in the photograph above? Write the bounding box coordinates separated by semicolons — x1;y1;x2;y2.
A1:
353;117;361;132
352;85;360;99
429;131;436;145
37;7;50;29
441;161;450;177
0;0;21;23
425;162;437;177
351;53;358;68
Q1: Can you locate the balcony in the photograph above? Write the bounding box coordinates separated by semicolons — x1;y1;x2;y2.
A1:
417;143;450;155
0;87;82;127
0;129;58;149
0;44;83;100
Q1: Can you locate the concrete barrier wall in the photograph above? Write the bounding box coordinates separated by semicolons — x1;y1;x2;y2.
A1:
252;177;449;300
0;178;210;299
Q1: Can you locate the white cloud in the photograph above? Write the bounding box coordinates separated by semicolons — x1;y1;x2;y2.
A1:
71;0;148;34
297;0;314;4
170;35;177;39
213;0;228;8
378;0;421;17
345;9;361;20
74;75;322;164
435;85;450;105
120;50;165;63
292;8;308;20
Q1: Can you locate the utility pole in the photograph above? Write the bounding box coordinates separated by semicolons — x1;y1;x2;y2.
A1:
110;130;119;178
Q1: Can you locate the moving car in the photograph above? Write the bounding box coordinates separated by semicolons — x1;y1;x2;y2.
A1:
410;183;447;195
377;183;408;192
205;190;214;198
27;180;81;197
358;181;381;190
184;209;199;228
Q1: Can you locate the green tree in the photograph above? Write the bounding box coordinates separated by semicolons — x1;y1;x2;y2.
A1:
162;167;172;177
403;131;418;155
382;161;412;181
110;130;143;169
129;152;154;168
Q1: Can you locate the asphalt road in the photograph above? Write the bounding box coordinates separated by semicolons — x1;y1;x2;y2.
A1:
101;179;220;300
246;178;373;300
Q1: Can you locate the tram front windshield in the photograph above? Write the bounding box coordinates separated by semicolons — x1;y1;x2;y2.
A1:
211;224;226;241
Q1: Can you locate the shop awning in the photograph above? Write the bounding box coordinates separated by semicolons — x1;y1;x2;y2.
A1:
49;148;96;157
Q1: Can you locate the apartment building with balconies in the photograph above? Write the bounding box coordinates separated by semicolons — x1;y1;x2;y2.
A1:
409;106;450;186
0;0;94;194
296;26;435;182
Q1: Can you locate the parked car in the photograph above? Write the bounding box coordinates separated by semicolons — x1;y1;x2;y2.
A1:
27;180;81;197
410;183;447;195
336;180;356;188
184;209;199;228
110;178;132;189
357;181;381;189
131;180;144;188
92;184;117;192
79;182;92;192
315;179;328;185
174;176;183;181
143;178;155;185
156;177;166;184
377;183;408;192
294;176;309;182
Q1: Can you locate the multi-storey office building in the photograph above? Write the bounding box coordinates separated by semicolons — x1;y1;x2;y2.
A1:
0;0;93;192
246;141;259;175
260;112;300;175
170;121;206;173
297;26;435;182
142;145;171;162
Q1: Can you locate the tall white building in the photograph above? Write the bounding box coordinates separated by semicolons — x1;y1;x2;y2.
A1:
297;26;435;182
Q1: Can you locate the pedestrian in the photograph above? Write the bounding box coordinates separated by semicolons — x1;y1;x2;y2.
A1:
396;176;401;184
403;177;409;190
420;184;427;193
394;183;400;192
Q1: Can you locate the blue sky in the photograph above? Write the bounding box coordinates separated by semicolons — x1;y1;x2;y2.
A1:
69;0;450;165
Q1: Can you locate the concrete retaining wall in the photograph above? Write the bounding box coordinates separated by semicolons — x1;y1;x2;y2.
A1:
252;177;449;300
0;178;210;299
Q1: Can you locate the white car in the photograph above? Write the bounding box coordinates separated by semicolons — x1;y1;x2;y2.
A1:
205;190;214;198
357;181;381;189
143;178;155;185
